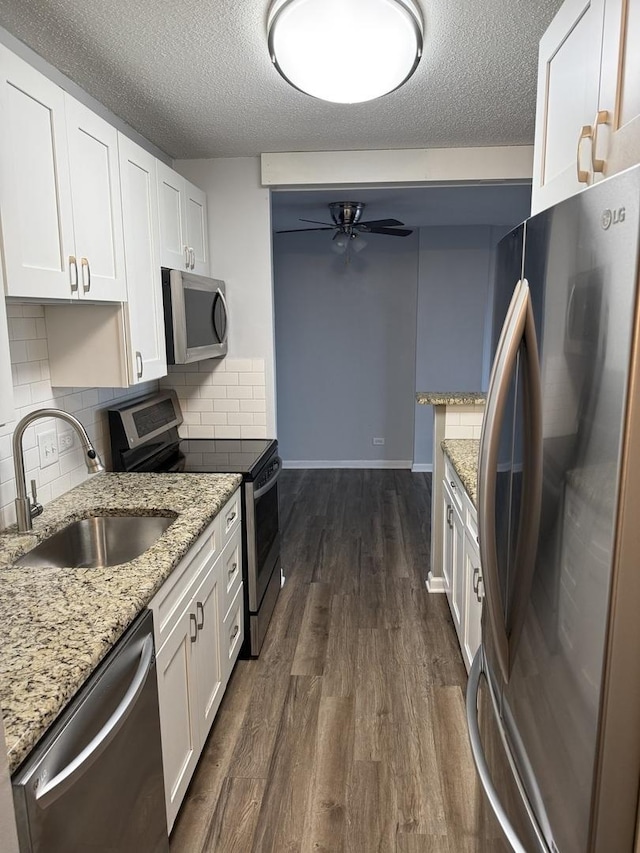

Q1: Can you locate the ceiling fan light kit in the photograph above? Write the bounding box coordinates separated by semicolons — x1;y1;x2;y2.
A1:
267;0;423;104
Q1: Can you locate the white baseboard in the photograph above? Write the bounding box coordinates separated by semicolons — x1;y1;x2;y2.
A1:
426;572;446;593
282;459;413;470
411;463;433;473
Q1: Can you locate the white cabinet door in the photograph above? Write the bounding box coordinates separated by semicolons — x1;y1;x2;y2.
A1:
185;180;209;276
442;487;454;598
156;606;200;833
157;161;189;271
462;532;483;673
65;96;126;302
532;0;606;213
450;502;465;646
0;46;75;299
0;269;14;427
118;134;167;383
594;0;640;178
220;583;244;682
191;560;224;744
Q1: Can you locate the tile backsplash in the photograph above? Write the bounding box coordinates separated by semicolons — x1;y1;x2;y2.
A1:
444;405;485;440
0;303;157;530
159;358;267;439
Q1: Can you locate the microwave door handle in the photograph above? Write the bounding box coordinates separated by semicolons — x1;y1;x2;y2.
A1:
478;279;528;684
215;287;229;344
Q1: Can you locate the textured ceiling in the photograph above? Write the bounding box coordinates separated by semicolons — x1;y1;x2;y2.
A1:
272;184;532;232
0;0;563;159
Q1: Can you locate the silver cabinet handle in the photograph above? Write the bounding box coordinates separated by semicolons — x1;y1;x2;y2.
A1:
35;635;154;808
196;601;205;630
189;247;195;269
466;649;530;853
473;567;481;594
69;255;78;292
446;504;453;529
184;246;190;268
226;510;237;529
450;480;456;489
228;561;238;579
135;351;143;380
190;612;198;643
80;257;91;293
230;624;239;640
478;279;542;683
591;109;609;174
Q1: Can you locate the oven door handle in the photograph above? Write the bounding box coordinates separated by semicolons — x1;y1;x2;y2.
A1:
253;458;282;499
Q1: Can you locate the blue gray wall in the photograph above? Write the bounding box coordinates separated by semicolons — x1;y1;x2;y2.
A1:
274;230;419;464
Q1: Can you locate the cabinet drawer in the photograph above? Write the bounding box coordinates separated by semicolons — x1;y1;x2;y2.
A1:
220;528;242;622
220;488;241;548
149;514;220;650
466;505;478;543
444;458;464;513
221;583;244;679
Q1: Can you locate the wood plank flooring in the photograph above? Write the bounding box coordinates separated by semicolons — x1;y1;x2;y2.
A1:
170;469;495;852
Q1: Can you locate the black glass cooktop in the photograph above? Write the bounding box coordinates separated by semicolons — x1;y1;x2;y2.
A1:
177;438;276;476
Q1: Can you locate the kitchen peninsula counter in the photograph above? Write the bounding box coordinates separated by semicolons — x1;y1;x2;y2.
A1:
0;471;241;772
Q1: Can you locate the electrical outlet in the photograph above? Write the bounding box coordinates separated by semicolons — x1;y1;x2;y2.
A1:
59;430;75;452
38;430;59;468
372;437;385;446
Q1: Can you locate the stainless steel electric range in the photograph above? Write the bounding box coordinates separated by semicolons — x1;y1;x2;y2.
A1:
108;390;281;656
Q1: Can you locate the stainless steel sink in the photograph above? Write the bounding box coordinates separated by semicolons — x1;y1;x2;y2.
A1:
15;515;175;569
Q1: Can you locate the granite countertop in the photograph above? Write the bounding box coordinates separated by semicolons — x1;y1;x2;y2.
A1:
0;471;241;773
417;392;486;406
442;439;480;507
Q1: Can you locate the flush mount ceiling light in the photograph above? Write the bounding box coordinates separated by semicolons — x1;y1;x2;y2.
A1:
267;0;424;104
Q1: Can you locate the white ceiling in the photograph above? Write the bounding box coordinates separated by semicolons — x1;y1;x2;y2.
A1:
0;0;563;159
271;184;532;232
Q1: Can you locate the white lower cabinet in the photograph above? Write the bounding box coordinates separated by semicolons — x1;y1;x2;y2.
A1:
150;493;244;832
441;462;483;673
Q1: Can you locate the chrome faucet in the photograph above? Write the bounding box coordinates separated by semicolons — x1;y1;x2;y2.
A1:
13;409;105;533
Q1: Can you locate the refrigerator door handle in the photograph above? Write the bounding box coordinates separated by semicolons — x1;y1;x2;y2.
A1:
467;647;551;853
466;648;529;853
478;279;542;683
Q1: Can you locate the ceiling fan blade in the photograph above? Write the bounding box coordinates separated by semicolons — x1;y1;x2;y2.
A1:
299;218;334;226
357;218;405;229
276;227;335;233
366;227;414;236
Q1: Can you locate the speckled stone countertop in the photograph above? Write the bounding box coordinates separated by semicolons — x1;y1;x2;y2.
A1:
0;471;241;773
417;392;486;406
442;439;480;507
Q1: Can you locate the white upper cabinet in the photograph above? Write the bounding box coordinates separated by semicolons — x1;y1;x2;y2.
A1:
157;162;210;276
532;0;606;213
532;0;640;213
0;45;75;299
594;0;640;178
118;134;167;383
65;97;127;301
0;46;126;301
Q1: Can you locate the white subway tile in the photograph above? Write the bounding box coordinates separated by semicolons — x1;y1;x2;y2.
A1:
253;413;267;426
6;304;23;318
231;386;253;400
64;392;84;413
40;361;50;380
253;386;266;399
211;372;239;386
159;372;185;387
0;436;11;460
9;340;28;364
215;425;243;439
213;399;240;413
31;381;53;404
252;358;265;372
200;412;228;425
225;358;253;373
16;361;41;386
240;399;266;413
238;372;265;386
444;412;460;425
185;373;206;386
11;318;38;341
36;319;47;339
241;424;267;439
182;411;202;425
187;425;220;439
189;398;214;412
12;385;32;408
21;304;44;318
445;425;475;439
81;389;100;408
199;385;227;399
227;413;254;426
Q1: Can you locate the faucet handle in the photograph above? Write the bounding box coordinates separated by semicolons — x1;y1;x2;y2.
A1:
30;479;43;519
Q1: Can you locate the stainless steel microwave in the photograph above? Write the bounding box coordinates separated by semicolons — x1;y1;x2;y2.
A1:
162;269;228;364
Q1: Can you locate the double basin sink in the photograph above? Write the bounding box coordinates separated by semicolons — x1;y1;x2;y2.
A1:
15;515;175;570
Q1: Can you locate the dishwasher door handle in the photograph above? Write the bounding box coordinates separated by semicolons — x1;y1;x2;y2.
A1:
35;634;154;809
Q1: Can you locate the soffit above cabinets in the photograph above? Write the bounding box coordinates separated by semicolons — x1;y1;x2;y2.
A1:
0;0;563;159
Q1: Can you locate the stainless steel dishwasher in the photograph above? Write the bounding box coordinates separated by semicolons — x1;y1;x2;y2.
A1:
12;610;168;852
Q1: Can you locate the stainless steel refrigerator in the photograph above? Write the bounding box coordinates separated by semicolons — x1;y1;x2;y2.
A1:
467;164;640;852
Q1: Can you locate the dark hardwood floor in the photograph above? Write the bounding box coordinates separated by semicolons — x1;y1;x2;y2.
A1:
170;469;499;852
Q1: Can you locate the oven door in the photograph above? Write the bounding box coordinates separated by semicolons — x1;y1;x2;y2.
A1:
164;269;228;364
245;456;281;612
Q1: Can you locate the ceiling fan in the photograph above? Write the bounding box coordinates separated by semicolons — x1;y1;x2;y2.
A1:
276;201;413;253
